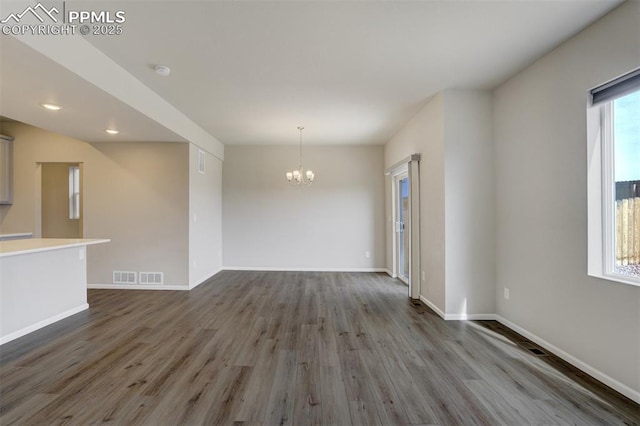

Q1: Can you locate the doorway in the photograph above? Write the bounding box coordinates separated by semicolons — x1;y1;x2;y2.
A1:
41;162;82;238
386;154;421;300
394;172;410;285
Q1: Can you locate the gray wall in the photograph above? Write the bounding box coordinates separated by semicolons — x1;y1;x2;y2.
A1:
493;0;639;398
0;122;190;287
88;142;189;287
222;145;385;270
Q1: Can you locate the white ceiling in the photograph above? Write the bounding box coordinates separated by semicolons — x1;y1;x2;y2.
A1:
0;35;186;143
0;0;624;146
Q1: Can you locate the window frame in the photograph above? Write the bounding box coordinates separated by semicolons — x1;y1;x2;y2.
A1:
68;165;80;220
587;84;640;287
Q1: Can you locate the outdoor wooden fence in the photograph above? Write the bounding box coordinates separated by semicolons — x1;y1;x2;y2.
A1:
616;181;640;266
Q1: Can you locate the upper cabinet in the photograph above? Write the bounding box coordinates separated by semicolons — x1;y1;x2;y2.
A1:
0;135;14;204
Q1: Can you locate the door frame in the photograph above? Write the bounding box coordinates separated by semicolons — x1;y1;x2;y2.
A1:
36;162;84;238
386;154;421;300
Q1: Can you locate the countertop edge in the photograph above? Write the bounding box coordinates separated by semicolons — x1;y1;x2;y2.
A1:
0;239;110;258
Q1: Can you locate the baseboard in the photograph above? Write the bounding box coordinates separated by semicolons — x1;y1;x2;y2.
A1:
419;295;446;319
222;266;388;273
417;299;640;403
384;269;397;278
88;269;224;291
189;268;223;290
494;315;640;405
445;313;498;320
88;284;189;291
416;296;498;321
0;303;89;346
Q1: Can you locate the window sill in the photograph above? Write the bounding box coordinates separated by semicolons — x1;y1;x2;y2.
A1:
589;271;640;288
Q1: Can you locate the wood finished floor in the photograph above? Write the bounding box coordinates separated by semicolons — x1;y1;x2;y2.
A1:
1;271;638;425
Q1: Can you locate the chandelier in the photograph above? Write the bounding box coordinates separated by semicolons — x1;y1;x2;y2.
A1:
286;126;315;185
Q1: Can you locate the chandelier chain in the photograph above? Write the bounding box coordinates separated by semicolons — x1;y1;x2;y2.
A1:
298;126;304;166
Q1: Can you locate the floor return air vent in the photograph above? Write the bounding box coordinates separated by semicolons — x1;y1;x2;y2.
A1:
113;271;136;284
139;272;164;285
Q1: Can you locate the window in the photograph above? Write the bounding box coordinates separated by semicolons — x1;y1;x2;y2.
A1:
69;166;80;219
588;68;640;286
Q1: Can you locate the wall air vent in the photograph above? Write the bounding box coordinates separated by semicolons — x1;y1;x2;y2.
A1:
113;271;136;284
139;272;164;285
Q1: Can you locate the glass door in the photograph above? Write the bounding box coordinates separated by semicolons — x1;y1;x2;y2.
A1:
396;174;410;284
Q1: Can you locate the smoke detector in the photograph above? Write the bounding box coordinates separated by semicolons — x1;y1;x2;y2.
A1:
154;65;171;76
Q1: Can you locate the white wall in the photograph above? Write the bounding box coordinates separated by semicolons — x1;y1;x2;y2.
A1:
189;143;223;288
222;145;385;270
0;245;89;344
0;122;190;287
384;90;494;317
493;0;640;399
385;94;446;310
443;90;495;317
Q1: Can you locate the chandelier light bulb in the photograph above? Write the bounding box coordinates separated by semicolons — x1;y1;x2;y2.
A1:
286;126;315;186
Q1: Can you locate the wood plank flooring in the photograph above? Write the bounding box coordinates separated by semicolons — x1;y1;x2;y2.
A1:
1;271;638;425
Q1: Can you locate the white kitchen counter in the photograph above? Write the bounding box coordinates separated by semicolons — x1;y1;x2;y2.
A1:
0;238;109;257
0;238;109;345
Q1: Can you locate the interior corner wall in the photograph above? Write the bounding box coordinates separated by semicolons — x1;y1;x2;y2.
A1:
222;145;385;270
188;143;223;288
384;173;393;274
442;89;495;317
384;94;446;312
0;122;190;288
493;0;640;398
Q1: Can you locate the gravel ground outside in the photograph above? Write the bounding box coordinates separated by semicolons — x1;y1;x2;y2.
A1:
615;263;640;278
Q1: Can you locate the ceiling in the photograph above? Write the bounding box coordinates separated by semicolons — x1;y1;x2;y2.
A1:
0;0;624;146
0;35;186;143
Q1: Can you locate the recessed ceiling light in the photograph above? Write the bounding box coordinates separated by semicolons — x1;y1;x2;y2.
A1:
105;129;119;135
154;65;171;76
41;103;62;111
